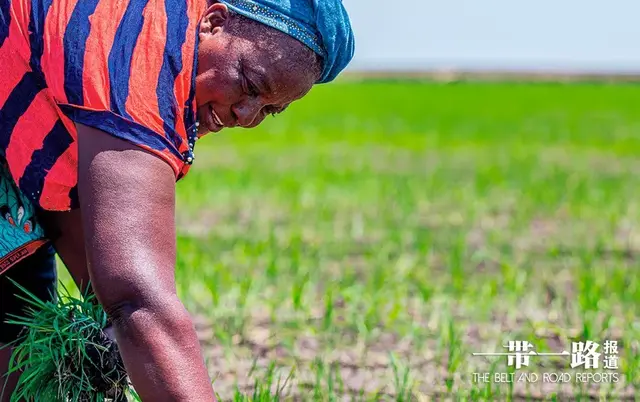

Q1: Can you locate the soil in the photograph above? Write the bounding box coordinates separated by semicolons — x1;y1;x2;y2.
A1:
193;314;637;400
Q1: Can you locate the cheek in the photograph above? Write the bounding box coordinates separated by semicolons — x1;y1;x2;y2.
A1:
195;70;217;106
195;68;244;107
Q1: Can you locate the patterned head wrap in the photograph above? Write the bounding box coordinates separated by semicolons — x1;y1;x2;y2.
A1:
220;0;355;83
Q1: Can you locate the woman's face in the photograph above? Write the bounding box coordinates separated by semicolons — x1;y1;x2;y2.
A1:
195;4;320;135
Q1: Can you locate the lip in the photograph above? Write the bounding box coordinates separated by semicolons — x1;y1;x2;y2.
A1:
203;105;223;133
212;109;224;126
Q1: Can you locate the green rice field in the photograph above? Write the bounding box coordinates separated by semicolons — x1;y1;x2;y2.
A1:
60;79;640;400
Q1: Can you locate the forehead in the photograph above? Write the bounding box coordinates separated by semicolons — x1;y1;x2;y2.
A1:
242;37;316;102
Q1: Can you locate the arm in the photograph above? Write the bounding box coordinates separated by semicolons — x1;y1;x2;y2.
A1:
38;209;92;294
76;124;217;401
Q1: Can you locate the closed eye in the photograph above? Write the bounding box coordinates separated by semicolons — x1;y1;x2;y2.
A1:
241;62;260;97
247;77;259;97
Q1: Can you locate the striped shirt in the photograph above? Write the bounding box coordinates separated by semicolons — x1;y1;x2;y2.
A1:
0;0;206;211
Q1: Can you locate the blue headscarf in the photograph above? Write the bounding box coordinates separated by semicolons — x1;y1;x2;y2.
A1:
219;0;355;83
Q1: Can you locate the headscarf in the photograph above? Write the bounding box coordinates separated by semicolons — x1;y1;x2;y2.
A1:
219;0;355;83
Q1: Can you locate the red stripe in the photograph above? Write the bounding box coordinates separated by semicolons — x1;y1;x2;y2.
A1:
176;1;205;177
179;163;191;178
8;0;31;45
40;109;77;211
4;91;59;181
125;0;166;134
82;0;130;110
173;0;205;153
41;0;79;105
0;0;32;108
39;145;76;211
158;148;182;176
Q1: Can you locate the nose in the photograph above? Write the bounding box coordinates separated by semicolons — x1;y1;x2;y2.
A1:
232;99;263;128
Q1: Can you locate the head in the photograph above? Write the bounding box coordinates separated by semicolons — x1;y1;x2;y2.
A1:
195;2;323;134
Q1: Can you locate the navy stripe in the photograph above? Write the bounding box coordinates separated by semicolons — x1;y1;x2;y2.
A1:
59;105;184;162
0;72;42;154
28;0;54;75
157;0;188;147
19;120;73;205
182;19;200;153
63;0;100;105
0;0;54;155
108;0;150;119
185;23;199;130
0;0;10;48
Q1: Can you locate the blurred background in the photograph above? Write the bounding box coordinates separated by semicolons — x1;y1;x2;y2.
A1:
345;0;640;74
60;1;640;400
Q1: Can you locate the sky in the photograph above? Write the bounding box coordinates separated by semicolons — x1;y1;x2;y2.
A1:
343;0;640;72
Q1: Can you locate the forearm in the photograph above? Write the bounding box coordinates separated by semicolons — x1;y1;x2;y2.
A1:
109;295;214;402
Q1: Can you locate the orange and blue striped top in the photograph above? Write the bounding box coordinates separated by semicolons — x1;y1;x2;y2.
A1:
0;0;206;211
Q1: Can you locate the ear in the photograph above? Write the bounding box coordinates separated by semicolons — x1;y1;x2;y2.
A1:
198;3;230;39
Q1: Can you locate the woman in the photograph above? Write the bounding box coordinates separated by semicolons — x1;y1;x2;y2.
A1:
0;0;354;400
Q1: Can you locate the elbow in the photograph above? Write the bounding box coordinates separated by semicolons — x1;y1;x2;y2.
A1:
103;293;194;342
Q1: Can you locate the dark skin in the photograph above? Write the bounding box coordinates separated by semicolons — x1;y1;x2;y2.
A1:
0;2;321;401
195;3;320;133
